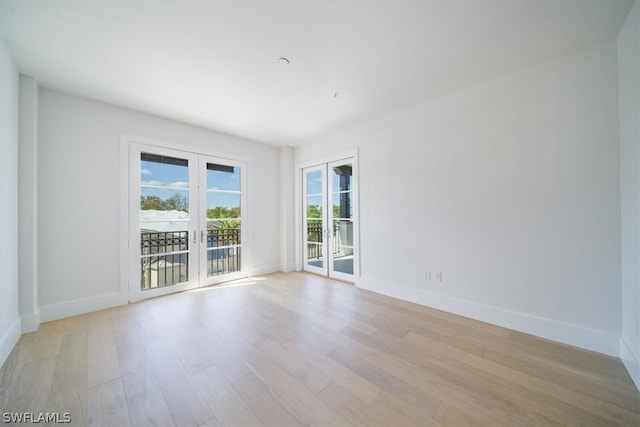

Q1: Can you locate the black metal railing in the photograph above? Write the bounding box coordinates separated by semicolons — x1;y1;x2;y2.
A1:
140;230;189;289
140;228;243;289
307;221;351;260
207;228;241;276
141;230;188;254
207;228;241;248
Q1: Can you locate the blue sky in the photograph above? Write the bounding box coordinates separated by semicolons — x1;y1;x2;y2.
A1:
306;169;354;195
141;160;241;210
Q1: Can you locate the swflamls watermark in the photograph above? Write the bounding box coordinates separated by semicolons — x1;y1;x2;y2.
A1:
2;412;71;424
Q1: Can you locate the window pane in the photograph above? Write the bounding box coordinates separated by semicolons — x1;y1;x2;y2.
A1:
207;164;240;191
332;163;353;221
207;247;241;276
141;188;189;213
333;254;353;275
332;164;352;192
333;219;354;275
207;193;241;216
306;195;322;218
206;162;242;278
307;219;323;243
332;191;353;220
140;153;190;290
141;156;189;188
306;170;323;194
141;234;189;290
307;243;323;269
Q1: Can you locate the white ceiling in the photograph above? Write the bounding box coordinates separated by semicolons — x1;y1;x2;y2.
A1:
0;0;633;146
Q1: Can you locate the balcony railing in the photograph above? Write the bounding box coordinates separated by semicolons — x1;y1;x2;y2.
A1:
306;220;353;260
140;228;241;290
140;230;189;289
206;228;241;276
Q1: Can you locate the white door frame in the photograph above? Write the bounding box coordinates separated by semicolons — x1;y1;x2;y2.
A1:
198;154;248;287
326;158;357;282
302;164;327;276
129;143;200;302
121;135;249;303
296;149;360;282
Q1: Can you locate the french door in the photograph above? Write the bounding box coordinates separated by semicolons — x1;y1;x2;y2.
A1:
129;143;246;301
303;158;357;282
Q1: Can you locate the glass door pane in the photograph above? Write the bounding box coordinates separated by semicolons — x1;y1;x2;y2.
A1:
204;162;242;278
303;166;326;274
329;161;354;278
301;158;357;281
138;150;196;293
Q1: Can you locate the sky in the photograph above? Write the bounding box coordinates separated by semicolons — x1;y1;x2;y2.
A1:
305;168;354;219
140;159;241;210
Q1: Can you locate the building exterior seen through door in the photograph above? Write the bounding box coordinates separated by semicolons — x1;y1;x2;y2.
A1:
303;157;357;282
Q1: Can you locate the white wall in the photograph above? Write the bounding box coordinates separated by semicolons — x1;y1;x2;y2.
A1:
296;40;622;356
38;89;280;321
279;146;296;272
19;75;39;332
619;0;640;389
0;38;21;367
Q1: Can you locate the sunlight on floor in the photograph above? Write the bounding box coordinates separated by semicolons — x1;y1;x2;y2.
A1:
186;276;268;293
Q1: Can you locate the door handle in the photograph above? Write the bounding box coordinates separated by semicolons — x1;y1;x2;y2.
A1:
192;231;197;245
201;230;205;243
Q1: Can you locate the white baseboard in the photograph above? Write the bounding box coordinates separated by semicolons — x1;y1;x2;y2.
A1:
279;261;296;273
358;277;620;357
620;337;640;391
0;317;22;369
250;263;280;277
39;292;128;323
21;310;40;333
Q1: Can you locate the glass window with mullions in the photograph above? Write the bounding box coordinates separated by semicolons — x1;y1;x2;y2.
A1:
139;153;190;290
206;163;242;277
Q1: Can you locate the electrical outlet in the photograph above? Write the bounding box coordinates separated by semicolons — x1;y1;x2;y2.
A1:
425;271;431;280
435;272;443;282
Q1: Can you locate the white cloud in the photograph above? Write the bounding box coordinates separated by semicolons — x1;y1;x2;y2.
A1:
141;168;152;175
168;181;189;188
141;180;188;188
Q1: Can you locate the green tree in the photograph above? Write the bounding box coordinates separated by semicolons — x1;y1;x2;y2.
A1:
140;195;164;210
307;204;322;219
207;206;240;219
167;193;188;211
207;206;240;229
140;193;188;212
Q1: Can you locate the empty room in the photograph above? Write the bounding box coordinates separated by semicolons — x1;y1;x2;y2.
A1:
1;0;639;425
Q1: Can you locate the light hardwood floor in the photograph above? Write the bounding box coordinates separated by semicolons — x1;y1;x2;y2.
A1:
1;272;639;426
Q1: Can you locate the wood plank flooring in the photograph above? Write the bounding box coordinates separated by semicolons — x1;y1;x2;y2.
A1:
1;272;639;426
